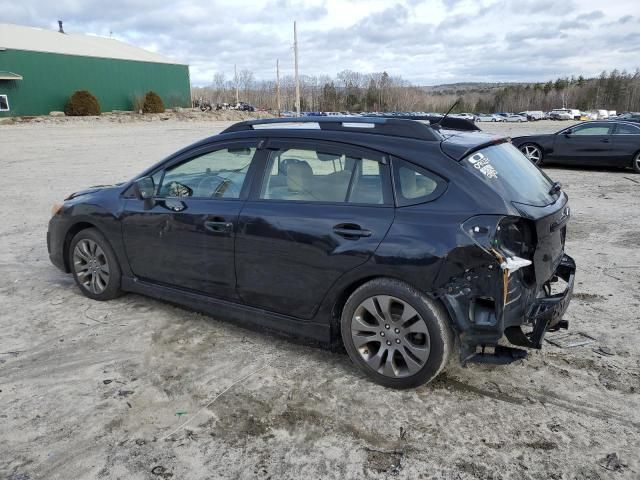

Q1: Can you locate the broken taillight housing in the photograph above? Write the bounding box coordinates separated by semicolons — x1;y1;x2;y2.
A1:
461;215;536;280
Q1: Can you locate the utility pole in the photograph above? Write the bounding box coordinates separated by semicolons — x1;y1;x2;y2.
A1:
234;64;239;104
276;59;282;117
293;21;301;116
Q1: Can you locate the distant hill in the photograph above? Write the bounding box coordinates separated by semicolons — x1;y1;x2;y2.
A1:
421;82;531;94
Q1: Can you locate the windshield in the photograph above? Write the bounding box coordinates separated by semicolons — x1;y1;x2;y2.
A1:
462;143;556;207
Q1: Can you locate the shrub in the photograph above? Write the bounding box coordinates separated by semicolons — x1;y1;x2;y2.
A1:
64;90;101;116
130;93;145;113
142;91;165;113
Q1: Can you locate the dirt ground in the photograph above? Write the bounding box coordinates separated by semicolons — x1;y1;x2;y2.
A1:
1;120;639;480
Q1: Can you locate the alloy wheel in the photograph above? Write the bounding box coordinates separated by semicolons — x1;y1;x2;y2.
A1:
73;239;110;294
635;153;640;172
522;145;542;164
350;295;431;378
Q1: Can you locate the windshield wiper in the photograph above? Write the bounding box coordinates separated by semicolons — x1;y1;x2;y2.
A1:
549;181;562;195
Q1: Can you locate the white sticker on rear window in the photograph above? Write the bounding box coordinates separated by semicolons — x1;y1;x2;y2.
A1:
467;152;498;179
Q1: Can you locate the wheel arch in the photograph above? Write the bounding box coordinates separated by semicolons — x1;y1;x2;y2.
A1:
329;274;452;348
62;221;103;272
631;148;640;168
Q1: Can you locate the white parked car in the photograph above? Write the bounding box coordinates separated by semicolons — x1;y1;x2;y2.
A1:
518;111;545;121
596;109;609;119
550;108;580;120
451;112;476;121
504;113;528;122
475;113;503;122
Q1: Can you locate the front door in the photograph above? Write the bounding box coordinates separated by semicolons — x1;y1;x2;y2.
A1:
553;122;614;164
121;141;260;299
235;139;395;319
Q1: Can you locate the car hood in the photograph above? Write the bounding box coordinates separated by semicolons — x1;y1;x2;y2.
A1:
64;183;124;200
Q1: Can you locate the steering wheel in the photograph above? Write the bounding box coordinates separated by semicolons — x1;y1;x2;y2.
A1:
195;174;240;198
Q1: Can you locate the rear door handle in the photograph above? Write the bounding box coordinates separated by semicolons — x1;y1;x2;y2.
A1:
600;138;610;143
333;224;372;239
204;219;233;233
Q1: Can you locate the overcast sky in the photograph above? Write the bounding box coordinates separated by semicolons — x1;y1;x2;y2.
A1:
3;0;639;86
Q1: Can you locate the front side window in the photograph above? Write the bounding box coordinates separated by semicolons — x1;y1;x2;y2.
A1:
0;95;9;111
158;146;256;199
570;123;612;135
260;147;385;204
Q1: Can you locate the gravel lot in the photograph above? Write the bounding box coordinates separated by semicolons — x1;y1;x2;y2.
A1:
1;120;639;479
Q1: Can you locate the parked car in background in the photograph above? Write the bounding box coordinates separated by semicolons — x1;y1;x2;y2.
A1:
616;112;640;123
451;112;476;121
549;108;580;120
475;113;503;122
504;113;528;122
519;111;545;121
512;120;640;173
47;116;575;389
597;109;609;119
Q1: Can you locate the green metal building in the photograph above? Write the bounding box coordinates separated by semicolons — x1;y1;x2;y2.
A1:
0;23;190;117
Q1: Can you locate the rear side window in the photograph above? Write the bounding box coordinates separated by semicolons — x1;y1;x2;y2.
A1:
260;147;386;204
463;143;555;207
614;123;640;134
392;159;446;206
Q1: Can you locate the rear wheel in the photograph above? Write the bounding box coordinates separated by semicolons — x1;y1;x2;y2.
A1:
341;278;453;389
69;228;123;300
520;143;543;166
632;152;640;174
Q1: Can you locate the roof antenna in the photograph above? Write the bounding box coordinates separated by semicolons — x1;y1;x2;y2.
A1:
433;99;460;128
58;20;65;34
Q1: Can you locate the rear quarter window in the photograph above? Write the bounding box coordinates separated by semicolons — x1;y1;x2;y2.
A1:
463;143;555;207
392;158;446;206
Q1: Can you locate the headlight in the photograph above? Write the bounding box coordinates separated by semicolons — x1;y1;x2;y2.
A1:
51;202;63;217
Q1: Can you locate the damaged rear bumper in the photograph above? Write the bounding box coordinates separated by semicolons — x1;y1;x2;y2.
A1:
440;253;576;364
504;254;575;349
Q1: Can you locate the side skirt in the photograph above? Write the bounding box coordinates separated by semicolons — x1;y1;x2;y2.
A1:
121;277;331;344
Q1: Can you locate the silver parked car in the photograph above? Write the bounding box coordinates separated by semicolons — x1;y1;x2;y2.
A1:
504;114;528;123
476;113;504;122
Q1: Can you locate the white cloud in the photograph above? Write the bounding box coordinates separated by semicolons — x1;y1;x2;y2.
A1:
2;0;639;85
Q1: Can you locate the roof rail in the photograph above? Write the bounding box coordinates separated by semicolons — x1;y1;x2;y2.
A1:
221;116;442;140
378;114;481;131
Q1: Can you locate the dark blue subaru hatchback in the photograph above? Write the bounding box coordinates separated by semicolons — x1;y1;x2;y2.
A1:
47;117;575;388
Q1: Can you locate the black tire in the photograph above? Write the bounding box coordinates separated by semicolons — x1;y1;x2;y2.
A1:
69;228;123;301
340;278;454;389
632;152;640;174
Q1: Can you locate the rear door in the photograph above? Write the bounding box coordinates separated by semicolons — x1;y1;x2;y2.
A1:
611;122;640;166
235;139;395;319
553;122;614;164
121;140;260;299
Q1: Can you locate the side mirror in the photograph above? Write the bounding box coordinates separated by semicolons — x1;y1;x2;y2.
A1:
564;129;572;136
132;176;156;209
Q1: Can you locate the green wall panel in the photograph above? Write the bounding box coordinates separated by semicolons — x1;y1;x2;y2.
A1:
0;49;190;116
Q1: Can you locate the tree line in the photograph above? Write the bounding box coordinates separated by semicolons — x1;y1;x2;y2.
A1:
191;69;640;113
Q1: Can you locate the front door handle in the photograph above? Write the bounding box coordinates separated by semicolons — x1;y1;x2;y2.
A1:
204;219;233;233
600;138;610;143
333;223;372;239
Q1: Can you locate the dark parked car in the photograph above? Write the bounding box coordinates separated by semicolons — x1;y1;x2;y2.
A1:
48;117;575;389
512;120;640;173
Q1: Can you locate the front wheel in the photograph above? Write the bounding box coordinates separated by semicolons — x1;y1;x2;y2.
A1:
69;228;123;300
341;278;454;389
632;152;640;174
520;143;543;166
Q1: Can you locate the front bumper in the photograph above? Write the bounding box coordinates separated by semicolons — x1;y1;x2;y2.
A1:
505;254;575;349
47;215;69;272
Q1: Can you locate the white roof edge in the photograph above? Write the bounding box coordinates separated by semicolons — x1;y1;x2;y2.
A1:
0;23;188;66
